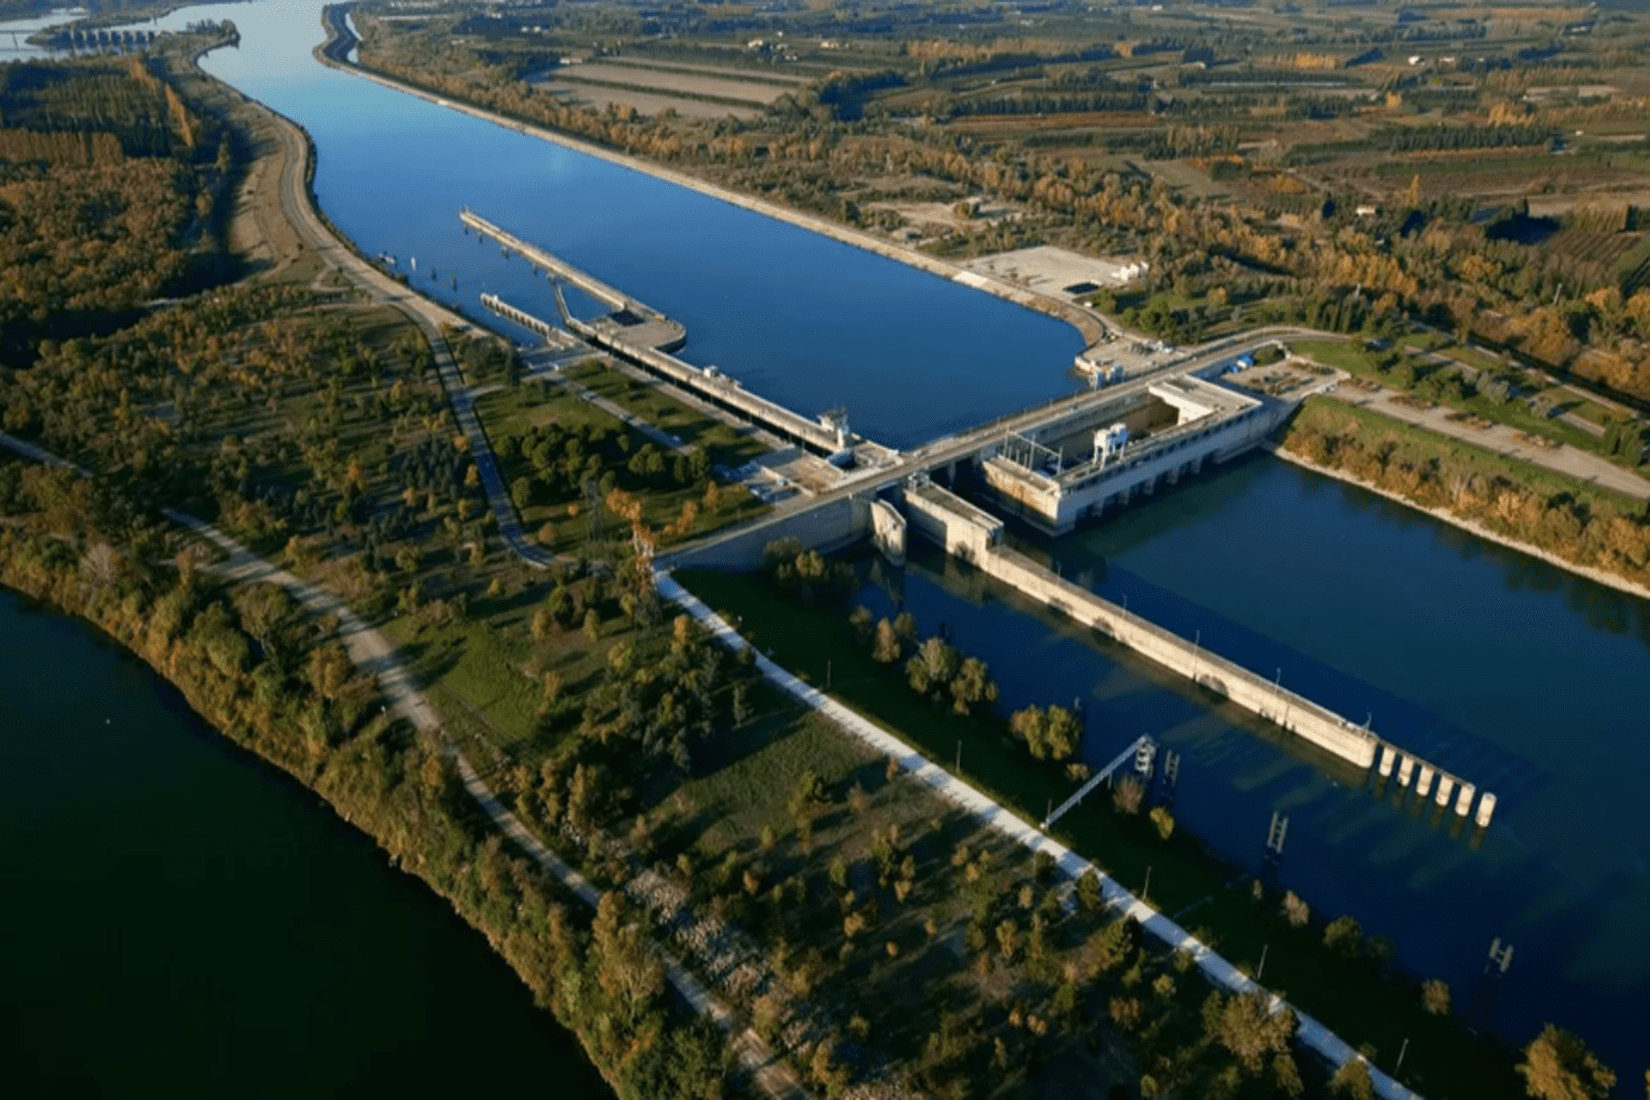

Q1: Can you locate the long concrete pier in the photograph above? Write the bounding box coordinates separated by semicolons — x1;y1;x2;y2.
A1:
479;292;580;350
897;478;1498;827
456;222;853;457
461;207;686;352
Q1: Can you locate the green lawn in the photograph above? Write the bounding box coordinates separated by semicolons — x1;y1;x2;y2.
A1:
675;567;1524;1100
380;582;615;766
1290;340;1633;463
470;381;771;560
565;360;771;466
1291;338;1373;377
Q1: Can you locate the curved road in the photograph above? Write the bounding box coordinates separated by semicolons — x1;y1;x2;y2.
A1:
0;412;810;1100
261;78;552;567
226;61;804;1097
168;510;805;1100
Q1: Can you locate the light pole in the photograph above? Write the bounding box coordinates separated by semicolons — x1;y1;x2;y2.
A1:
1257;943;1269;981
1275;667;1290;729
1191;630;1202;685
1142;865;1152;904
1395;1038;1410;1076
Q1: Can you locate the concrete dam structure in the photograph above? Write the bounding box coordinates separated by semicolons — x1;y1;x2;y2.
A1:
882;477;1498;829
454;227;1490;825
978;368;1305;535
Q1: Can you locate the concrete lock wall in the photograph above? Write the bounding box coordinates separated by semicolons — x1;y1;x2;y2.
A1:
662;494;872;571
978;548;1380;770
904;485;1002;563
870;499;907;566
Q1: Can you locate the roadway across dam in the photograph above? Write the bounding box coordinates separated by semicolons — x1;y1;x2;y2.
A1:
454;213;1497;833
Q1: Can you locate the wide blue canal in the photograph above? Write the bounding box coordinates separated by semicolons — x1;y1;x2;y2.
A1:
169;0;1086;449
9;0;1649;1087
847;456;1650;1083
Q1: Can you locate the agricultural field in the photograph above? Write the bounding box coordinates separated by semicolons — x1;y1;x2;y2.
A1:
531;56;807;119
552;58;803;104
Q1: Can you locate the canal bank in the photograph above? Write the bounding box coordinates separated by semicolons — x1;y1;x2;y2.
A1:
35;0;1650;1081
0;591;615;1098
1265;442;1650;603
671;563;1521;1099
313;4;1107;347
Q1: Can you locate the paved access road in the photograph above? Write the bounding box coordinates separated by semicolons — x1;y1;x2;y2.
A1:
170;512;806;1100
260;81;552;567
1322;381;1650;501
659;573;1422;1100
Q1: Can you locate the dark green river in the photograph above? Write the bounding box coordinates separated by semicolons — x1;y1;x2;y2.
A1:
0;590;610;1097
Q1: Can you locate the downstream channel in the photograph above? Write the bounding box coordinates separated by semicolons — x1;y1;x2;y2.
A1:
10;0;1649;1086
0;591;612;1097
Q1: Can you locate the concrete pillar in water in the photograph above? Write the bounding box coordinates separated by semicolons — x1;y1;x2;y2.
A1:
1434;775;1455;808
1475;792;1497;828
1415;765;1435;799
1397;755;1415;787
1377;746;1397;778
1454;782;1476;817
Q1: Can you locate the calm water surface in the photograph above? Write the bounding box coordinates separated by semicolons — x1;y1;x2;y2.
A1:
169;0;1084;448
851;457;1650;1080
11;0;1649;1084
0;591;611;1097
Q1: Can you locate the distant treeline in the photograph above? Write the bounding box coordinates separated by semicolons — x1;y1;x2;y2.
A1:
1178;68;1353;87
1022;123;1240;158
1380;123;1556;153
942;90;1152;117
0;127;123;164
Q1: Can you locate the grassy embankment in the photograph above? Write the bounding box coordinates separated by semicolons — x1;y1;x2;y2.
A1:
468;365;770;563
676;566;1524;1100
0;48;767;1100
1279;396;1650;593
563;359;771;466
1291;338;1647;469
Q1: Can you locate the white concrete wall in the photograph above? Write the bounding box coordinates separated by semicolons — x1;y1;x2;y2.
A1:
905;489;994;563
662;493;870;571
869;499;906;566
980;548;1380;770
980;403;1292;532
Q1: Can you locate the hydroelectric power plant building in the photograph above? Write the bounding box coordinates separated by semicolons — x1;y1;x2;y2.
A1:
975;371;1282;535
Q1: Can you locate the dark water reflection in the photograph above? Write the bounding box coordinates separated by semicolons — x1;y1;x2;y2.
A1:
847;456;1650;1080
0;592;612;1096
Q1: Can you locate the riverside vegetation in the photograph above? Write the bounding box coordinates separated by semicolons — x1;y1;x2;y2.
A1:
0;43;746;1100
1278;396;1650;592
677;545;1646;1099
351;0;1650;408
1;15;1643;1100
